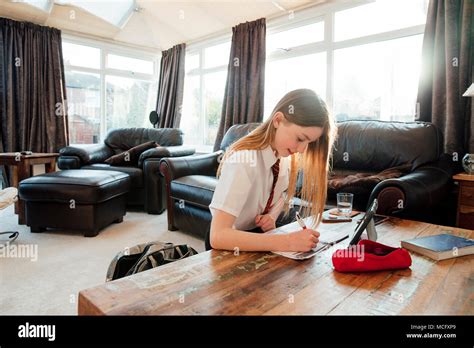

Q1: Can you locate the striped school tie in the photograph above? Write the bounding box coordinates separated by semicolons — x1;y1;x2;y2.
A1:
262;159;280;215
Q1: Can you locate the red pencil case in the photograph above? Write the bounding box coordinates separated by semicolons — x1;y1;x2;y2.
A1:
331;239;412;273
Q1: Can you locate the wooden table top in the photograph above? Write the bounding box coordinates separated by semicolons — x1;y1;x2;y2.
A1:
0;152;59;159
78;217;473;315
454;172;474;182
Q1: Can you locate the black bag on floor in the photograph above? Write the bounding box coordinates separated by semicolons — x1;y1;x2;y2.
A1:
106;241;198;282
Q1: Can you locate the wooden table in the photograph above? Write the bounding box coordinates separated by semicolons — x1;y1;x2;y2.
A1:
78;217;473;315
0;152;58;224
453;173;474;229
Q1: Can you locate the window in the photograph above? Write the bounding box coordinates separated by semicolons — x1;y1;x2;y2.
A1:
181;41;230;152
25;0;135;27
267;21;324;54
23;0;51;12
65;71;100;144
186;53;200;72
203;71;227;145
263;0;428;124
182;0;428;152
265;53;326;120
62;42;100;69
106;76;157;130
63;37;159;144
181;74;200;146
203;42;231;69
334;0;429;42
333;35;423;121
107;54;155;75
57;0;135;27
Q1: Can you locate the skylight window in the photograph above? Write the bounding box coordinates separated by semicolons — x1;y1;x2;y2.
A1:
22;0;52;12
23;0;135;28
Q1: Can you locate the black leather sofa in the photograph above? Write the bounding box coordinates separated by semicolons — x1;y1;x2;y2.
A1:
160;120;456;244
58;128;195;214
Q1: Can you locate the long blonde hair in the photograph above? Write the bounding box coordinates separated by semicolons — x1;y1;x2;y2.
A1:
218;89;337;228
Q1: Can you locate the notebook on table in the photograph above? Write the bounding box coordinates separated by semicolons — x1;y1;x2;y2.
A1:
401;234;474;261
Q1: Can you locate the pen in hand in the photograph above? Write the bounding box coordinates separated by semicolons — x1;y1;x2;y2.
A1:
295;212;307;230
295;212;322;253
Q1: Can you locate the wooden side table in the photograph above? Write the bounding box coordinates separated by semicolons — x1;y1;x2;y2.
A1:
0;152;59;224
453;173;474;229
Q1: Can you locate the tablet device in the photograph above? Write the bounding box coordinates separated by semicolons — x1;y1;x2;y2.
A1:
348;199;378;245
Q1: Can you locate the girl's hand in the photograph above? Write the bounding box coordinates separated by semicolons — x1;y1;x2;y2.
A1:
255;214;276;232
287;229;320;252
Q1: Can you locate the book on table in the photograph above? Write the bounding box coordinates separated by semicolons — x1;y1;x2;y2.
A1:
401;234;474;261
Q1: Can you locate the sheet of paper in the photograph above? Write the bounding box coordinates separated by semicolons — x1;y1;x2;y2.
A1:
265;216;349;260
271;244;328;260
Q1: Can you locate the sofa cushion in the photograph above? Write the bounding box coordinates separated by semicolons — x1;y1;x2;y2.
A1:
105;128;183;152
327;164;412;209
333;120;443;171
105;141;158;167
82;164;144;188
18;170;130;204
170;175;217;208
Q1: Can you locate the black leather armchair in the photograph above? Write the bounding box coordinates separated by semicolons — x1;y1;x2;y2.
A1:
160;120;456;244
58;128;195;214
331;120;456;223
159;124;259;239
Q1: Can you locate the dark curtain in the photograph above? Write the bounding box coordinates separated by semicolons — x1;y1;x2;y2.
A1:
213;18;266;151
0;17;69;187
156;43;185;129
416;0;473;155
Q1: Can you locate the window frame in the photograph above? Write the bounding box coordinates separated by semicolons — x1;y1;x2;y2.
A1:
62;34;161;143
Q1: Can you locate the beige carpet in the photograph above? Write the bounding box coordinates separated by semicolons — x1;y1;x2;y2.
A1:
0;203;205;315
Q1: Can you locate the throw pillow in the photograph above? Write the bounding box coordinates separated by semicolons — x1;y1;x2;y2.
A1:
327;163;412;208
105;141;159;167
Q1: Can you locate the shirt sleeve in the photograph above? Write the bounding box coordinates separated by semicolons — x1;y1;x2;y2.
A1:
209;151;254;218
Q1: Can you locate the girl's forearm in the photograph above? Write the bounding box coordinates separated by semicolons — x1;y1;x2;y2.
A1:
211;227;289;252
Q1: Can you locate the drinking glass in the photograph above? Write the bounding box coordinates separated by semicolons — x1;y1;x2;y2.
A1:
337;193;354;216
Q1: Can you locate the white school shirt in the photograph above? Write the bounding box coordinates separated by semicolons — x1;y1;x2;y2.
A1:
209;146;290;231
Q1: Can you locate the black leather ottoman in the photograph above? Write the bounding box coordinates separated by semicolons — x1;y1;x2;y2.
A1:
18;170;131;237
